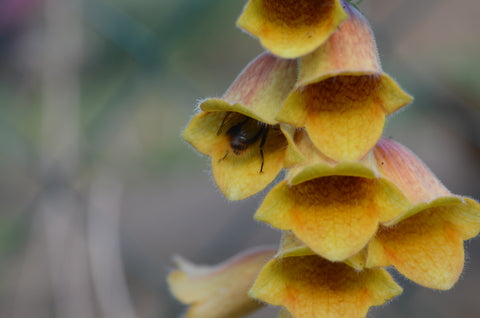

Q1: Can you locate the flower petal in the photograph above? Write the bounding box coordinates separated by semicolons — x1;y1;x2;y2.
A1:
282;128;379;182
366;199;480;290
374;138;451;201
183;111;287;201
277;231;368;271
249;255;402;318
277;74;408;161
303;77;385;161
373;138;463;224
206;52;297;124
168;247;276;318
297;0;381;86
237;0;348;58
367;209;465;290
443;197;480;240
211;124;286;200
255;176;408;261
183;111;227;155
277;231;316;258
345;248;368;271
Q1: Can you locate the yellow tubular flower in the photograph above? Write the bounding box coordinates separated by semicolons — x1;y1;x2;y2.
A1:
254;176;409;262
251;232;402;318
182;52;297;200
255;132;412;262
364;138;480;290
276;1;412;161
249;251;402;318
237;0;348;58
367;198;480;290
167;247;276;318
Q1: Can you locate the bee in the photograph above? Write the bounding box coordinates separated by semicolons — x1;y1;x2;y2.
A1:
217;113;269;173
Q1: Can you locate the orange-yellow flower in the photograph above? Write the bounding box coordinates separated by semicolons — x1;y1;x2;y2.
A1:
237;0;348;58
255;176;408;262
255;133;411;261
249;238;402;318
182;52;296;200
167;247;276;318
366;198;480;290
275;2;412;161
362;138;480;290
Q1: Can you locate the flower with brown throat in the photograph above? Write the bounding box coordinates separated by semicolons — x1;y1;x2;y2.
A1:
182;52;296;200
275;1;412;161
237;0;348;58
249;233;403;318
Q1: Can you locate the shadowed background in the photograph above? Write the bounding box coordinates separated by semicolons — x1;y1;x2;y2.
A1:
0;0;479;317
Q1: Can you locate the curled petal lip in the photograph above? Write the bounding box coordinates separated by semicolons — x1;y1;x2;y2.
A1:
365;199;480;290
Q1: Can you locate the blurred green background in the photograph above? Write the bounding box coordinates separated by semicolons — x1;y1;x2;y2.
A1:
0;0;479;317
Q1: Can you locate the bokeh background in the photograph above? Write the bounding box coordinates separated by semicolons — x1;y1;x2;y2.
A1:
0;0;479;317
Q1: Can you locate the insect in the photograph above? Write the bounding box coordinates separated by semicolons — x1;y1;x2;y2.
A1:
217;113;269;173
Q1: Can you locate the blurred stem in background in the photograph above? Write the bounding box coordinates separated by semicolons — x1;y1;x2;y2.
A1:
36;0;139;318
87;171;136;318
38;0;93;317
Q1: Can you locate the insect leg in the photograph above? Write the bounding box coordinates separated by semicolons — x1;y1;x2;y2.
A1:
258;126;269;173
